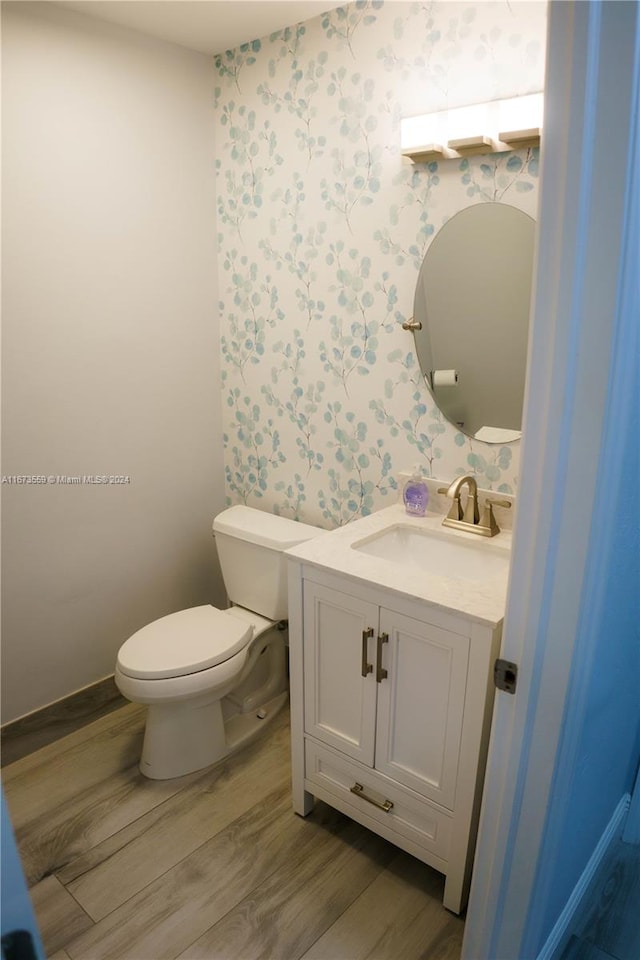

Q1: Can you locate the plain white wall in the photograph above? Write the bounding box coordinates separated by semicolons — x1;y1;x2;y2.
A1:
1;2;225;723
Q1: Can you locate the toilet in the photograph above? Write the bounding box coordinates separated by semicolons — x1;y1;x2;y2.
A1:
115;505;320;779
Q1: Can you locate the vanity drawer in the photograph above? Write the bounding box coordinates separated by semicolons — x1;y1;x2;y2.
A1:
304;738;452;864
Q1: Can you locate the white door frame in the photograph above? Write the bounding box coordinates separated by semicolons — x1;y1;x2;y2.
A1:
462;2;640;957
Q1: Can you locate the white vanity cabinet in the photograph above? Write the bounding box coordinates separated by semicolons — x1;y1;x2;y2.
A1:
287;563;503;915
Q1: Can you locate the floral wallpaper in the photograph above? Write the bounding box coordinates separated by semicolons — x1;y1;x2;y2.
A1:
215;1;547;527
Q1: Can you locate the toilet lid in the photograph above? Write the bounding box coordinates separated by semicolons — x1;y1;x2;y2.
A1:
117;605;253;680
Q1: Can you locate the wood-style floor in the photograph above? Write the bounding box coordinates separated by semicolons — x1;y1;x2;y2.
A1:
3;703;464;960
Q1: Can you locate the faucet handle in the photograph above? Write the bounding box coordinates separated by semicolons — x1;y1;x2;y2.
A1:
479;497;511;536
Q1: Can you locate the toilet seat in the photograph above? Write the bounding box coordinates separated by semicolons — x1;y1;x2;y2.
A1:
117;605;252;680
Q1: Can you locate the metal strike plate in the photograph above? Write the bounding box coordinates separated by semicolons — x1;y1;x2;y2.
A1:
494;658;518;694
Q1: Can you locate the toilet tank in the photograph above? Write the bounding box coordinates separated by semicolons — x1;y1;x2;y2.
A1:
213;505;321;621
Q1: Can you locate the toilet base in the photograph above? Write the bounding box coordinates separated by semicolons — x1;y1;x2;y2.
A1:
225;689;288;755
140;695;227;779
139;690;288;780
132;623;289;780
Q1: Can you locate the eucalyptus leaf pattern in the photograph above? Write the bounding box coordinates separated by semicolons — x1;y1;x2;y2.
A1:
217;1;546;526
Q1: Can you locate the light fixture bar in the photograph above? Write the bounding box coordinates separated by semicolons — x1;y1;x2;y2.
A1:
401;92;543;163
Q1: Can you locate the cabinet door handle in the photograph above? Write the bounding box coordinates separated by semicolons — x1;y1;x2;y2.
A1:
361;627;374;677
376;632;389;683
350;782;394;812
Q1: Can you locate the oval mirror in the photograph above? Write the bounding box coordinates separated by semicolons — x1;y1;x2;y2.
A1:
412;203;535;442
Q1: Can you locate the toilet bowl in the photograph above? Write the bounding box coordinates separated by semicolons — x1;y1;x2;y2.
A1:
115;506;320;779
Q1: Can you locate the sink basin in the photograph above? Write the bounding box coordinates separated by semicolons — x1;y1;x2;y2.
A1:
352;523;510;582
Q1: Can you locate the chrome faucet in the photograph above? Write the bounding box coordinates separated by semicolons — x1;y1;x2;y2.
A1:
437;475;511;538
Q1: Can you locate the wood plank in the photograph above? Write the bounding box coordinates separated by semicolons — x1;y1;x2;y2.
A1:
13;758;198;887
65;794;360;960
1;676;125;767
4;702;198;887
176;816;397;960
9;700;468;960
29;876;93;957
3;704;146;827
300;851;463;960
60;707;291;919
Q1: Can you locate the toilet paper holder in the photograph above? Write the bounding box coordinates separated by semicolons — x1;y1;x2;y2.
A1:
402;317;422;331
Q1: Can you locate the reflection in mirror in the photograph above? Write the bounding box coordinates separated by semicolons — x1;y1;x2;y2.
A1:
413;203;535;442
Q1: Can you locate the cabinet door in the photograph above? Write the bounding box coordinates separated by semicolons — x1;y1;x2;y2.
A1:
303;581;378;765
375;608;469;810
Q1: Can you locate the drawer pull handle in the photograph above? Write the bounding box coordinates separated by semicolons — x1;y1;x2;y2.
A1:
350;782;394;813
361;628;374;677
376;632;389;683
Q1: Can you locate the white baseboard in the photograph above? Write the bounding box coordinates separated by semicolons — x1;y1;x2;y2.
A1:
536;793;631;960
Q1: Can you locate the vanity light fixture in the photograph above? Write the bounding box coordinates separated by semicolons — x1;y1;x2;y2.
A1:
401;92;543;163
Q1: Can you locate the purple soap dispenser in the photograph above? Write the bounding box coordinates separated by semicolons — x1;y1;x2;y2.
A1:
403;466;429;517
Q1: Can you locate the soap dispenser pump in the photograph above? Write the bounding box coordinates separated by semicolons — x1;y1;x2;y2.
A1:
403;466;429;517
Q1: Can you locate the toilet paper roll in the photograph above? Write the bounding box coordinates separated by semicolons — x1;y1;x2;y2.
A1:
431;369;459;387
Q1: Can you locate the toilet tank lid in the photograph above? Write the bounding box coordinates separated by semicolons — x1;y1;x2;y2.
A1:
213;505;321;551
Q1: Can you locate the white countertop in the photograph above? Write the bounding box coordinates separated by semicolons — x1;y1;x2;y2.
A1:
286;503;512;627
